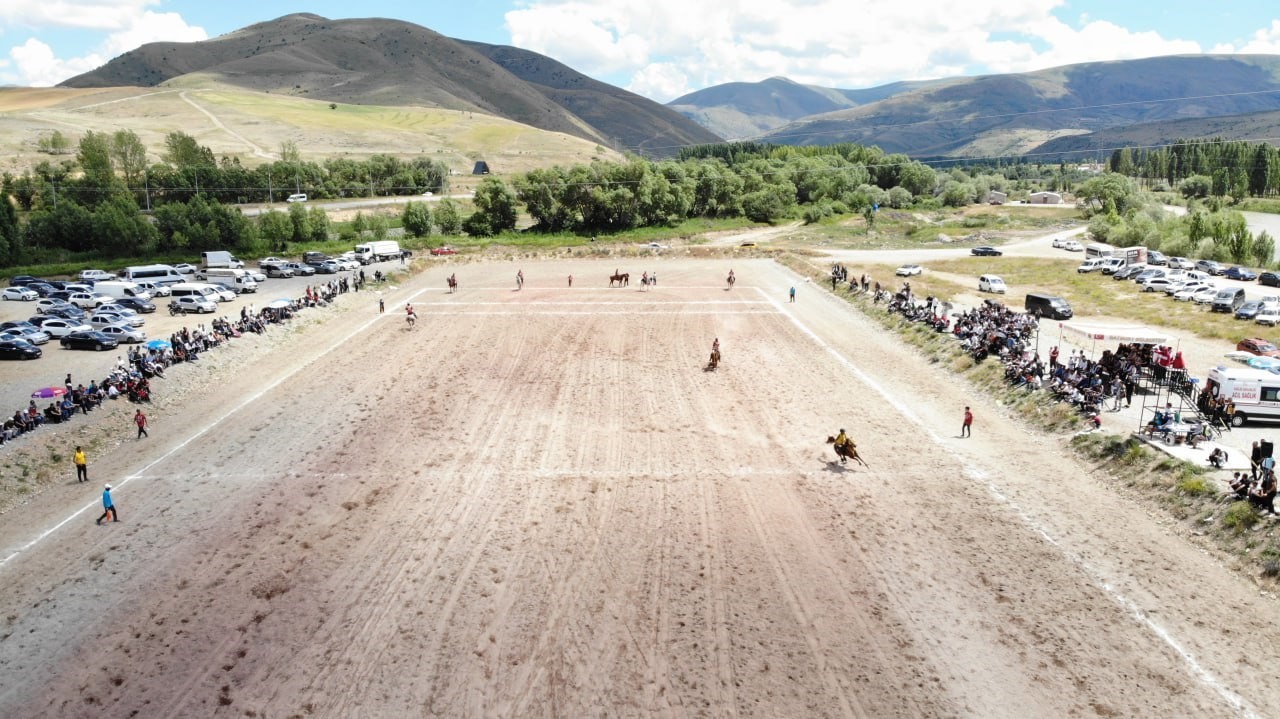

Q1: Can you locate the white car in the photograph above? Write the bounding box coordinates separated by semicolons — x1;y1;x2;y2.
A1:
2;326;50;345
78;269;114;282
91;310;144;328
94;323;146;343
247;269;267;282
1172;283;1211;301
68;292;112;309
135;281;171;297
1141;278;1174;292
207;286;235;302
173;263;198;275
646;242;670;250
978;275;1007;293
895;264;923;277
169;296;217;314
1166;280;1208;296
1052;236;1068;248
1192;287;1219;304
1;286;37;301
1257;307;1280;327
1062;240;1083;251
39;318;94;337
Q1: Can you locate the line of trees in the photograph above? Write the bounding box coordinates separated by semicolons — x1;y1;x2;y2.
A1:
1107;138;1280;199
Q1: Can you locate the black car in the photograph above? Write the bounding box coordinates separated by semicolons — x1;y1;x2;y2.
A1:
1260;272;1280;288
8;275;37;287
60;330;119;351
112;296;157;313
23;281;56;297
971;246;1003;256
0;320;37;332
1236;301;1265;320
0;338;41;360
1113;265;1146;280
43;305;87;320
47;290;74;303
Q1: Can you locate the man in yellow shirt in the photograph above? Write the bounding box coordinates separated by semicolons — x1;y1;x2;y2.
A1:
834;429;852;463
73;446;88;483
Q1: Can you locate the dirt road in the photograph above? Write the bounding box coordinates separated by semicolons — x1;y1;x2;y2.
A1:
1;259;1278;717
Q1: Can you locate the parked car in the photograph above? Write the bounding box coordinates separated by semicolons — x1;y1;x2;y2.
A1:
68;291;112;309
24;281;57;297
42;305;87;320
978;275;1007;293
173;263;197;275
1195;259;1224;275
246;269;267;282
1171;282;1211;300
1192;286;1220;304
1146;250;1167;266
39;318;94;337
8;274;38;287
1133;268;1165;284
1061;240;1084;251
0;320;37;331
314;261;340;274
1098;258;1127;275
1237;337;1280;357
1225;266;1259;281
262;263;295;278
1114;264;1147;280
111;296;156;314
1259;272;1280;288
895;264;923;277
60;330;119;351
1167;256;1193;270
1141;277;1175;292
0;338;41;360
2;326;50;345
134;281;171;297
1237;301;1265;320
96;303;145;322
1;286;38;301
431;246;458;256
1257;307;1280;327
89;312;143;329
284;262;316;277
94;324;146;343
1051;236;1069;248
971;246;1003;256
168;296;216;314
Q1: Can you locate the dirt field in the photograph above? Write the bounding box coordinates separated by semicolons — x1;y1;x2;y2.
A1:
2;258;1280;717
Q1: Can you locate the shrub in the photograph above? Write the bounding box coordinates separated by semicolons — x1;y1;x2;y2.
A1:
1223;501;1261;532
1176;476;1213;496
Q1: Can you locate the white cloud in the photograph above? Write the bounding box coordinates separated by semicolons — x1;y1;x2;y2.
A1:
1213;20;1280;54
506;0;1206;101
1;3;206;86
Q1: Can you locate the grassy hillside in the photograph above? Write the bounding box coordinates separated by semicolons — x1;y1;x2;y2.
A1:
0;84;620;176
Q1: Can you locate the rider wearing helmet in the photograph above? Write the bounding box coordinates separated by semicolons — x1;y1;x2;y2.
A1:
834;428;852;453
405;302;416;317
712;337;720;354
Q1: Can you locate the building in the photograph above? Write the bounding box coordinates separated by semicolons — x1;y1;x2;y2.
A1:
987;190;1008;205
1028;191;1063;205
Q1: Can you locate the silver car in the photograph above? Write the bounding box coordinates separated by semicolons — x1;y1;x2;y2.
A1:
94;323;146;343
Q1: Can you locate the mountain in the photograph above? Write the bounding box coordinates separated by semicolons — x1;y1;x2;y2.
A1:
1029;108;1280;160
59;13;718;156
677;55;1280;157
667;76;937;140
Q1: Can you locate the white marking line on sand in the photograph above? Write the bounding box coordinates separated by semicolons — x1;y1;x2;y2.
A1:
753;285;1258;718
418;286;744;292
410;300;771;306
0;285;438;570
404;311;779;317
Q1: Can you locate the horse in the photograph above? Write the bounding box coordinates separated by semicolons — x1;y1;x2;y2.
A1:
609;272;630;287
726;273;736;290
705;348;721;370
406;313;416;330
447;274;458;293
825;436;868;467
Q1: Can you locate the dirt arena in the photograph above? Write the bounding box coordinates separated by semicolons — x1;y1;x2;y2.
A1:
2;258;1279;718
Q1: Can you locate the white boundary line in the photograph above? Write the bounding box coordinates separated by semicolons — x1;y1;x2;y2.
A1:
409;300;771;306
415;285;745;291
752;285;1257;718
0;284;437;570
402;311;779;317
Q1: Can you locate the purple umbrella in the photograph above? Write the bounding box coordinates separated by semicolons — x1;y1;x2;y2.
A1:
31;387;67;400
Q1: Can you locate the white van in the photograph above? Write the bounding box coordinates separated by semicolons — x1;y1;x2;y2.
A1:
168;282;223;302
93;280;152;302
978;275;1007;294
1077;258;1105;273
1205;366;1280;426
286;193;308;203
119;264;184;286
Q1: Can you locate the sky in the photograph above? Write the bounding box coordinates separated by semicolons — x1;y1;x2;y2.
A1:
1;1;1278;102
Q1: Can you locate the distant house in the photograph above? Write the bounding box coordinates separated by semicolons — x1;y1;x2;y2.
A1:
472;161;491;175
1028;191;1063;205
987;190;1007;205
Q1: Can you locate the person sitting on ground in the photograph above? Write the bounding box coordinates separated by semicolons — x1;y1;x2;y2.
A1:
1209;447;1228;469
1230;472;1252;501
1250;472;1278;515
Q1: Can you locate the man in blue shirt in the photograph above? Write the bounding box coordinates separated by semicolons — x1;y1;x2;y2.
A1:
96;484;118;525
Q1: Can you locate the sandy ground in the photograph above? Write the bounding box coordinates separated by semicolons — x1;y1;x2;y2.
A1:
2;258;1280;717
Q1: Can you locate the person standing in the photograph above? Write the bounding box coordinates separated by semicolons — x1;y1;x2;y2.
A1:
1252;441;1263;481
517;270;524;290
134;409;149;439
789;286;796;303
961;406;973;437
378;298;385;314
96;484;118;525
74;446;88;483
568;274;573;287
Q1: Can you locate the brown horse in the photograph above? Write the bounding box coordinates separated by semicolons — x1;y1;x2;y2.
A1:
447;273;458;293
706;348;721;370
726;273;736;289
609;272;630;287
825;436;867;467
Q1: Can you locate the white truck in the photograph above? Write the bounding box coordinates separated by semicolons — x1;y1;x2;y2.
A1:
200;250;245;270
354;240;402;264
1205;365;1280;426
199;267;258;293
92;280;152;302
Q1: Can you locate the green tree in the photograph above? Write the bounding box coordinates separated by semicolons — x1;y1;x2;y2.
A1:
1179;175;1212;199
1253;231;1276;267
111;130;147;189
401;201;433;237
288;202;311;246
307;206;330;243
464;177;518;236
163;131;215;169
435;199;463;234
258;210;292;253
77;131;116;194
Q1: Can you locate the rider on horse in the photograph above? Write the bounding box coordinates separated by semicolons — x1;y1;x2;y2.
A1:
405;303;416;319
834;428;853;461
712;337;720;354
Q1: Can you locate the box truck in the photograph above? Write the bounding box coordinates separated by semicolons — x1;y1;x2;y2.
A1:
354;240;402;264
93;280;152;301
200;251;245;270
199;268;258;293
